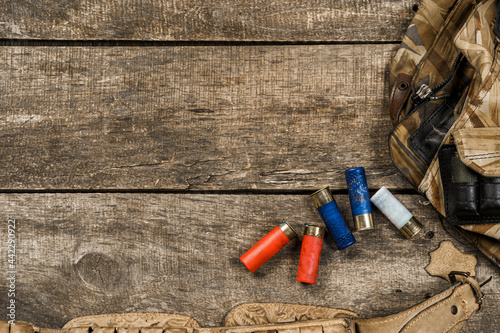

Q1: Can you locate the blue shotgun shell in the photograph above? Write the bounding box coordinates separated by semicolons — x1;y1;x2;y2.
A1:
345;167;374;231
311;187;356;250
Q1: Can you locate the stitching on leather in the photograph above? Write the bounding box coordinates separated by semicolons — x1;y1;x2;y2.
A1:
456;290;468;315
443;304;479;333
224;319;350;332
64;314;197;328
400;289;464;333
359;286;459;325
443;287;480;333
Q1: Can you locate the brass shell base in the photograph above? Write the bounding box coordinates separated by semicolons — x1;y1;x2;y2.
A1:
400;217;423;239
310;186;333;208
304;224;326;238
354;214;374;231
278;220;298;240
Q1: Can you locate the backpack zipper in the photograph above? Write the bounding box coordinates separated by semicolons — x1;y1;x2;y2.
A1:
411;52;464;104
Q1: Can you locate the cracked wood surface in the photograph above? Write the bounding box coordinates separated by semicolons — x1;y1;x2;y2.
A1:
0;44;406;190
0;0;420;41
0;193;497;330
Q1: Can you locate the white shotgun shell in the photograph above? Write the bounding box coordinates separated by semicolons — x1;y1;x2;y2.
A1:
370;186;423;239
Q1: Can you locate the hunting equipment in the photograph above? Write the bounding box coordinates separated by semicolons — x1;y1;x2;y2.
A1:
3;273;484;333
310;187;356;250
370;186;423;239
240;220;298;273
345;167;374;231
296;224;325;284
388;0;500;264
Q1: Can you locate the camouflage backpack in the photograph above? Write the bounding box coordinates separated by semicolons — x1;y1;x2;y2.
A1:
389;0;500;266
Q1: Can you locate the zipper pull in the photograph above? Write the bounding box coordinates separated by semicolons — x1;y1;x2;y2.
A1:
410;52;463;105
412;84;433;104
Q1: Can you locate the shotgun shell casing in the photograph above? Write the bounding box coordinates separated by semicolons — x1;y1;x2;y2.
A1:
345;167;374;231
310;187;356;250
370;186;423;239
297;225;325;284
240;220;298;273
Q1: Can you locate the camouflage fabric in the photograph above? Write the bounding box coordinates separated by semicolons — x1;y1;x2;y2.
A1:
389;0;500;266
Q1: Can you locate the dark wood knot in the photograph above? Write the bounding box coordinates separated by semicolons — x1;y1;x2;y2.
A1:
75;252;126;292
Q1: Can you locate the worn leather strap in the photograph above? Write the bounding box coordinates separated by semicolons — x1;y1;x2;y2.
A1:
0;278;484;333
355;276;483;332
389;73;413;126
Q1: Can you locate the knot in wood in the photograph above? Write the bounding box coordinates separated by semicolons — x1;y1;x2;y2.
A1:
75;252;125;292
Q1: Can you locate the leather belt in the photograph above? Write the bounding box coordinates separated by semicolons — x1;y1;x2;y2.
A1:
0;275;485;333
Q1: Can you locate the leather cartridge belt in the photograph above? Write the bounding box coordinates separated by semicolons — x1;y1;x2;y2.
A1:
1;275;485;333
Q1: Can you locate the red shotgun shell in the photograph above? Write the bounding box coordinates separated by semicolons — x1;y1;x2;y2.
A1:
240;220;298;273
297;225;325;284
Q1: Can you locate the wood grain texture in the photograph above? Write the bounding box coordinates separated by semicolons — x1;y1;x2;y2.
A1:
0;44;408;190
0;0;420;41
0;194;497;331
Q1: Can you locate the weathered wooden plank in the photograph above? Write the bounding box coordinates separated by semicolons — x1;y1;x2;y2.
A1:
0;0;419;41
0;194;497;331
0;44;407;190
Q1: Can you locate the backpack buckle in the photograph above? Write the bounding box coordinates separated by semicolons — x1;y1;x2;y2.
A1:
448;271;470;284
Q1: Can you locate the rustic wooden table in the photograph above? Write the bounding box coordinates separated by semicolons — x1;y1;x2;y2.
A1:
0;0;498;332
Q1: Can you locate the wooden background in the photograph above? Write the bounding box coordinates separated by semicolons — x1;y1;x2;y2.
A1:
0;1;498;332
